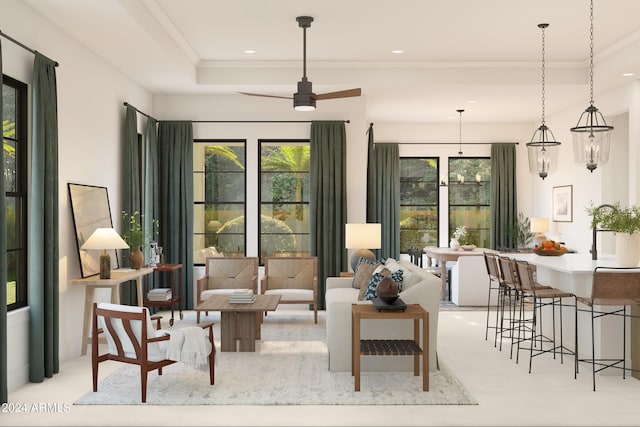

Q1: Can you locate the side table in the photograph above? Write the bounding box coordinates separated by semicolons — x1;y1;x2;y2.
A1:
351;303;429;391
70;267;154;355
144;263;183;326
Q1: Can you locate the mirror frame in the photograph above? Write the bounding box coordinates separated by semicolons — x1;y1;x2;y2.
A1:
68;183;119;277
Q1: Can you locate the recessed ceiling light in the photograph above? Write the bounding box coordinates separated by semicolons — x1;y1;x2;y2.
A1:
244;49;256;54
391;50;404;54
468;100;478;104
622;72;635;77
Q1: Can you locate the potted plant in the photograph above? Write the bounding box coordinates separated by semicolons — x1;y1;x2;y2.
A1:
586;201;640;266
121;210;159;269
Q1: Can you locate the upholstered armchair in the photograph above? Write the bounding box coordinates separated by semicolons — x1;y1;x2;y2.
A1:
260;256;318;323
92;302;215;403
196;257;259;322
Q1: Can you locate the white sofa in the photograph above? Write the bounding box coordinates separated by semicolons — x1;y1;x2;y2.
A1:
325;259;441;372
450;255;495;306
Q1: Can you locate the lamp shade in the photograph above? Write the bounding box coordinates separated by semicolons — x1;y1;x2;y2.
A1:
530;217;549;233
345;223;381;249
81;228;129;250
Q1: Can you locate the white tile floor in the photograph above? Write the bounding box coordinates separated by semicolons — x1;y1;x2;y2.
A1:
5;308;640;426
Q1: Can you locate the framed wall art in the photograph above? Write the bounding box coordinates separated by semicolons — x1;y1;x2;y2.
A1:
552;185;573;222
68;183;119;277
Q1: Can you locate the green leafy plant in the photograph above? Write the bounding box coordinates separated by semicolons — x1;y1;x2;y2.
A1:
508;212;534;248
121;210;159;249
586;201;640;234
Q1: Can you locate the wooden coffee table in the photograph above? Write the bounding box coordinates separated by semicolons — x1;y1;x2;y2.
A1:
195;294;281;352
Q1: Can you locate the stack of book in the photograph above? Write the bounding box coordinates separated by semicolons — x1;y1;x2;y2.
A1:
228;289;257;304
147;288;172;301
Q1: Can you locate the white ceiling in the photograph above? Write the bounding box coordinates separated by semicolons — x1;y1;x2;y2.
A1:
24;0;640;123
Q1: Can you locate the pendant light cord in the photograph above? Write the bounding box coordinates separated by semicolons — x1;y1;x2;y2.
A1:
457;109;464;155
540;24;546;126
589;0;595;106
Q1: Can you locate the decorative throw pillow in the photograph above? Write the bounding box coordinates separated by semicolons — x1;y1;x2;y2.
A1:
361;268;404;301
352;258;381;290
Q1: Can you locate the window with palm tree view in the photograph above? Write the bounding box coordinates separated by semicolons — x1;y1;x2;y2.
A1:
259;140;310;264
193;140;246;263
3;75;28;311
448;157;491;248
400;157;439;253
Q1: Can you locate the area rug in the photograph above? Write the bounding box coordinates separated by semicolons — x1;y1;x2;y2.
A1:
75;311;476;406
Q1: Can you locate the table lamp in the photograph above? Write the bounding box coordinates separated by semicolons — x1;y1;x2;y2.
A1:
345;223;382;271
530;217;549;247
80;228;130;279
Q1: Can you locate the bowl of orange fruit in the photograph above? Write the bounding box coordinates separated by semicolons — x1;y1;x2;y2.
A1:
534;240;568;256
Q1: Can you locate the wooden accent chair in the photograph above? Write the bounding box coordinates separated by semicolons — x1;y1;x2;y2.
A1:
261;256;318;323
196;256;259;322
92;302;215;403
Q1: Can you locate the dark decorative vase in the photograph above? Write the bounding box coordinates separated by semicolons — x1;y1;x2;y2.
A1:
129;245;144;269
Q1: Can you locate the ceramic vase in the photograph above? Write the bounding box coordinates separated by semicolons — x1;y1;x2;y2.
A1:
129;245;144;269
615;232;640;267
450;238;460;250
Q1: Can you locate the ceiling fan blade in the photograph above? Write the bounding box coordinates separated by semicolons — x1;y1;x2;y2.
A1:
313;88;362;100
238;92;292;100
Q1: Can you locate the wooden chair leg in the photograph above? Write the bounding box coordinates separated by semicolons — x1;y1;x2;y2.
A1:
141;367;148;403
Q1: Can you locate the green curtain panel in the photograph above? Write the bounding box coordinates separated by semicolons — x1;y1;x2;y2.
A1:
143;117;159;249
310;121;347;310
366;123;376;223
120;105;141;304
371;143;400;260
490;143;518;250
157;121;194;309
28;53;59;383
0;39;8;403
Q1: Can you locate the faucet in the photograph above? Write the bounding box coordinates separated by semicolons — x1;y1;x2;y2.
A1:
591;204;614;260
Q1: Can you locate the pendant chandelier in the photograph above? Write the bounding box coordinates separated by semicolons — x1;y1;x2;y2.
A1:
526;23;560;180
456;109;465;184
570;0;613;172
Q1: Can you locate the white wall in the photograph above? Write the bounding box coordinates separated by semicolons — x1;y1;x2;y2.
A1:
3;0;152;391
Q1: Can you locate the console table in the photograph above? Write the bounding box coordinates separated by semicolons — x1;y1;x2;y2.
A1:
351;303;429;391
71;267;153;355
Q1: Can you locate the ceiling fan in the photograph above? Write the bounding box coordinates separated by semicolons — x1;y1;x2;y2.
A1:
239;16;362;111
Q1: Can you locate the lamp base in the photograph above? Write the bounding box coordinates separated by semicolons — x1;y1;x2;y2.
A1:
350;249;376;272
99;250;111;280
533;233;547;248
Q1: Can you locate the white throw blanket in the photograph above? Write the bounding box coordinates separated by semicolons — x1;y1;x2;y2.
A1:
166;327;212;370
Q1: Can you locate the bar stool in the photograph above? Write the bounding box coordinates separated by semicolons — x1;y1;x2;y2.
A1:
576;267;640;391
496;256;523;355
482;252;503;346
513;259;576;374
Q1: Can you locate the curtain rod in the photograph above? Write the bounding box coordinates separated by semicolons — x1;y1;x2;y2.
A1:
123;102;156;121
0;30;59;67
379;142;519;145
123;102;350;124
192;120;350;124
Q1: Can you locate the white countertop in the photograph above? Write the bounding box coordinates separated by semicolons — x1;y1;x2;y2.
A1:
503;253;634;274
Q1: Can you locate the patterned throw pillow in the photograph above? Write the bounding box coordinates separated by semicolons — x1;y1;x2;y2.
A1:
361;268;404;301
352;258;381;290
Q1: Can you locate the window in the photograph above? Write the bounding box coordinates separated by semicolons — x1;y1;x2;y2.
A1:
3;75;28;311
400;157;439;252
448;157;491;248
259;140;310;264
193;140;246;263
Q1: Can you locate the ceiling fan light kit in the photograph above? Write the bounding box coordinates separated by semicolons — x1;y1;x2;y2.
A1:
240;15;361;111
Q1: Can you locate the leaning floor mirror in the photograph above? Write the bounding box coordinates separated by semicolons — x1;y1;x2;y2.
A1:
68;183;119;277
